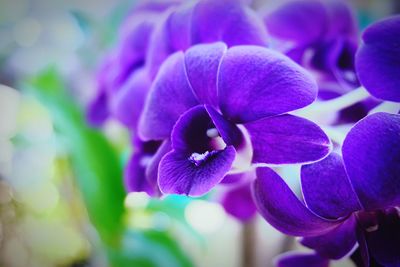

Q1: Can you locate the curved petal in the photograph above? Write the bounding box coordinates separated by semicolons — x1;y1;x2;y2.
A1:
301;153;361;219
191;0;268;47
301;215;357;260
111;68;151;130
365;208;400;266
218;46;317;123
276;252;330;267
245;114;331;164
184;42;227;107
158;146;236;196
342;112;400;210
252;167;342;237
138;51;198;140
263;0;328;46
355;16;400;102
221;182;257;222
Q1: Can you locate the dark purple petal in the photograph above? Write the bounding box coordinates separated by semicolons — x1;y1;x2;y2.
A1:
342;112;400;210
170;105;243;154
253;167;342;236
221;182;257;222
184;42;227;107
301;215;357;260
325;0;358;41
205;105;243;148
218;46;317;123
145;139;172;195
191;0;268;47
263;0;327;46
111;68;151;129
158;146;236;196
170;105;214;153
245;114;331;164
276;252;330;267
124;152;155;196
365;208;400;266
355;16;400;102
138;52;198;140
355;224;370;267
301;153;361;220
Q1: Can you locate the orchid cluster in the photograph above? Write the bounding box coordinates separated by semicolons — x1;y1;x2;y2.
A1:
88;0;400;266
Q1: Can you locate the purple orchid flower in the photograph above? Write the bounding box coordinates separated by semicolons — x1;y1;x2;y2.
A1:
89;0;267;129
253;112;400;266
263;0;383;124
355;15;400;102
137;42;331;197
119;0;271;196
263;0;359;90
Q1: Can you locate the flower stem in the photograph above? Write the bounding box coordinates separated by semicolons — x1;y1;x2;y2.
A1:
242;218;256;267
294;87;371;122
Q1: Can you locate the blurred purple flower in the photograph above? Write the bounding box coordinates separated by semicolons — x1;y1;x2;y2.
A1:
137;42;330;196
263;0;359;91
220;174;257;222
87;0;181;127
355;15;400;102
253;112;400;266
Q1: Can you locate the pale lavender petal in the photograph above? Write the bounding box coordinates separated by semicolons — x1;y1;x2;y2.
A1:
184;42;227;107
301;215;357;260
218;46;317;123
355;15;400;102
276;252;330;267
111;68;151;129
245;114;331;164
342;112;400;210
138;52;198;140
301;153;361;219
158;146;236;196
253;167;342;236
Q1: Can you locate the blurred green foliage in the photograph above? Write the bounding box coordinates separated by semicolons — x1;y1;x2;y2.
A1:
23;68;193;267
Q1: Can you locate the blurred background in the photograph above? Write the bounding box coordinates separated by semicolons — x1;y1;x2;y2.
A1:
0;0;398;267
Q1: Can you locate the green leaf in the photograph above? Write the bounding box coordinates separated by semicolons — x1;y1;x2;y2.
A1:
108;230;193;267
24;67;125;245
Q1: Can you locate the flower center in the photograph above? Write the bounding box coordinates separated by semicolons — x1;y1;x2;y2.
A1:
189;150;218;166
